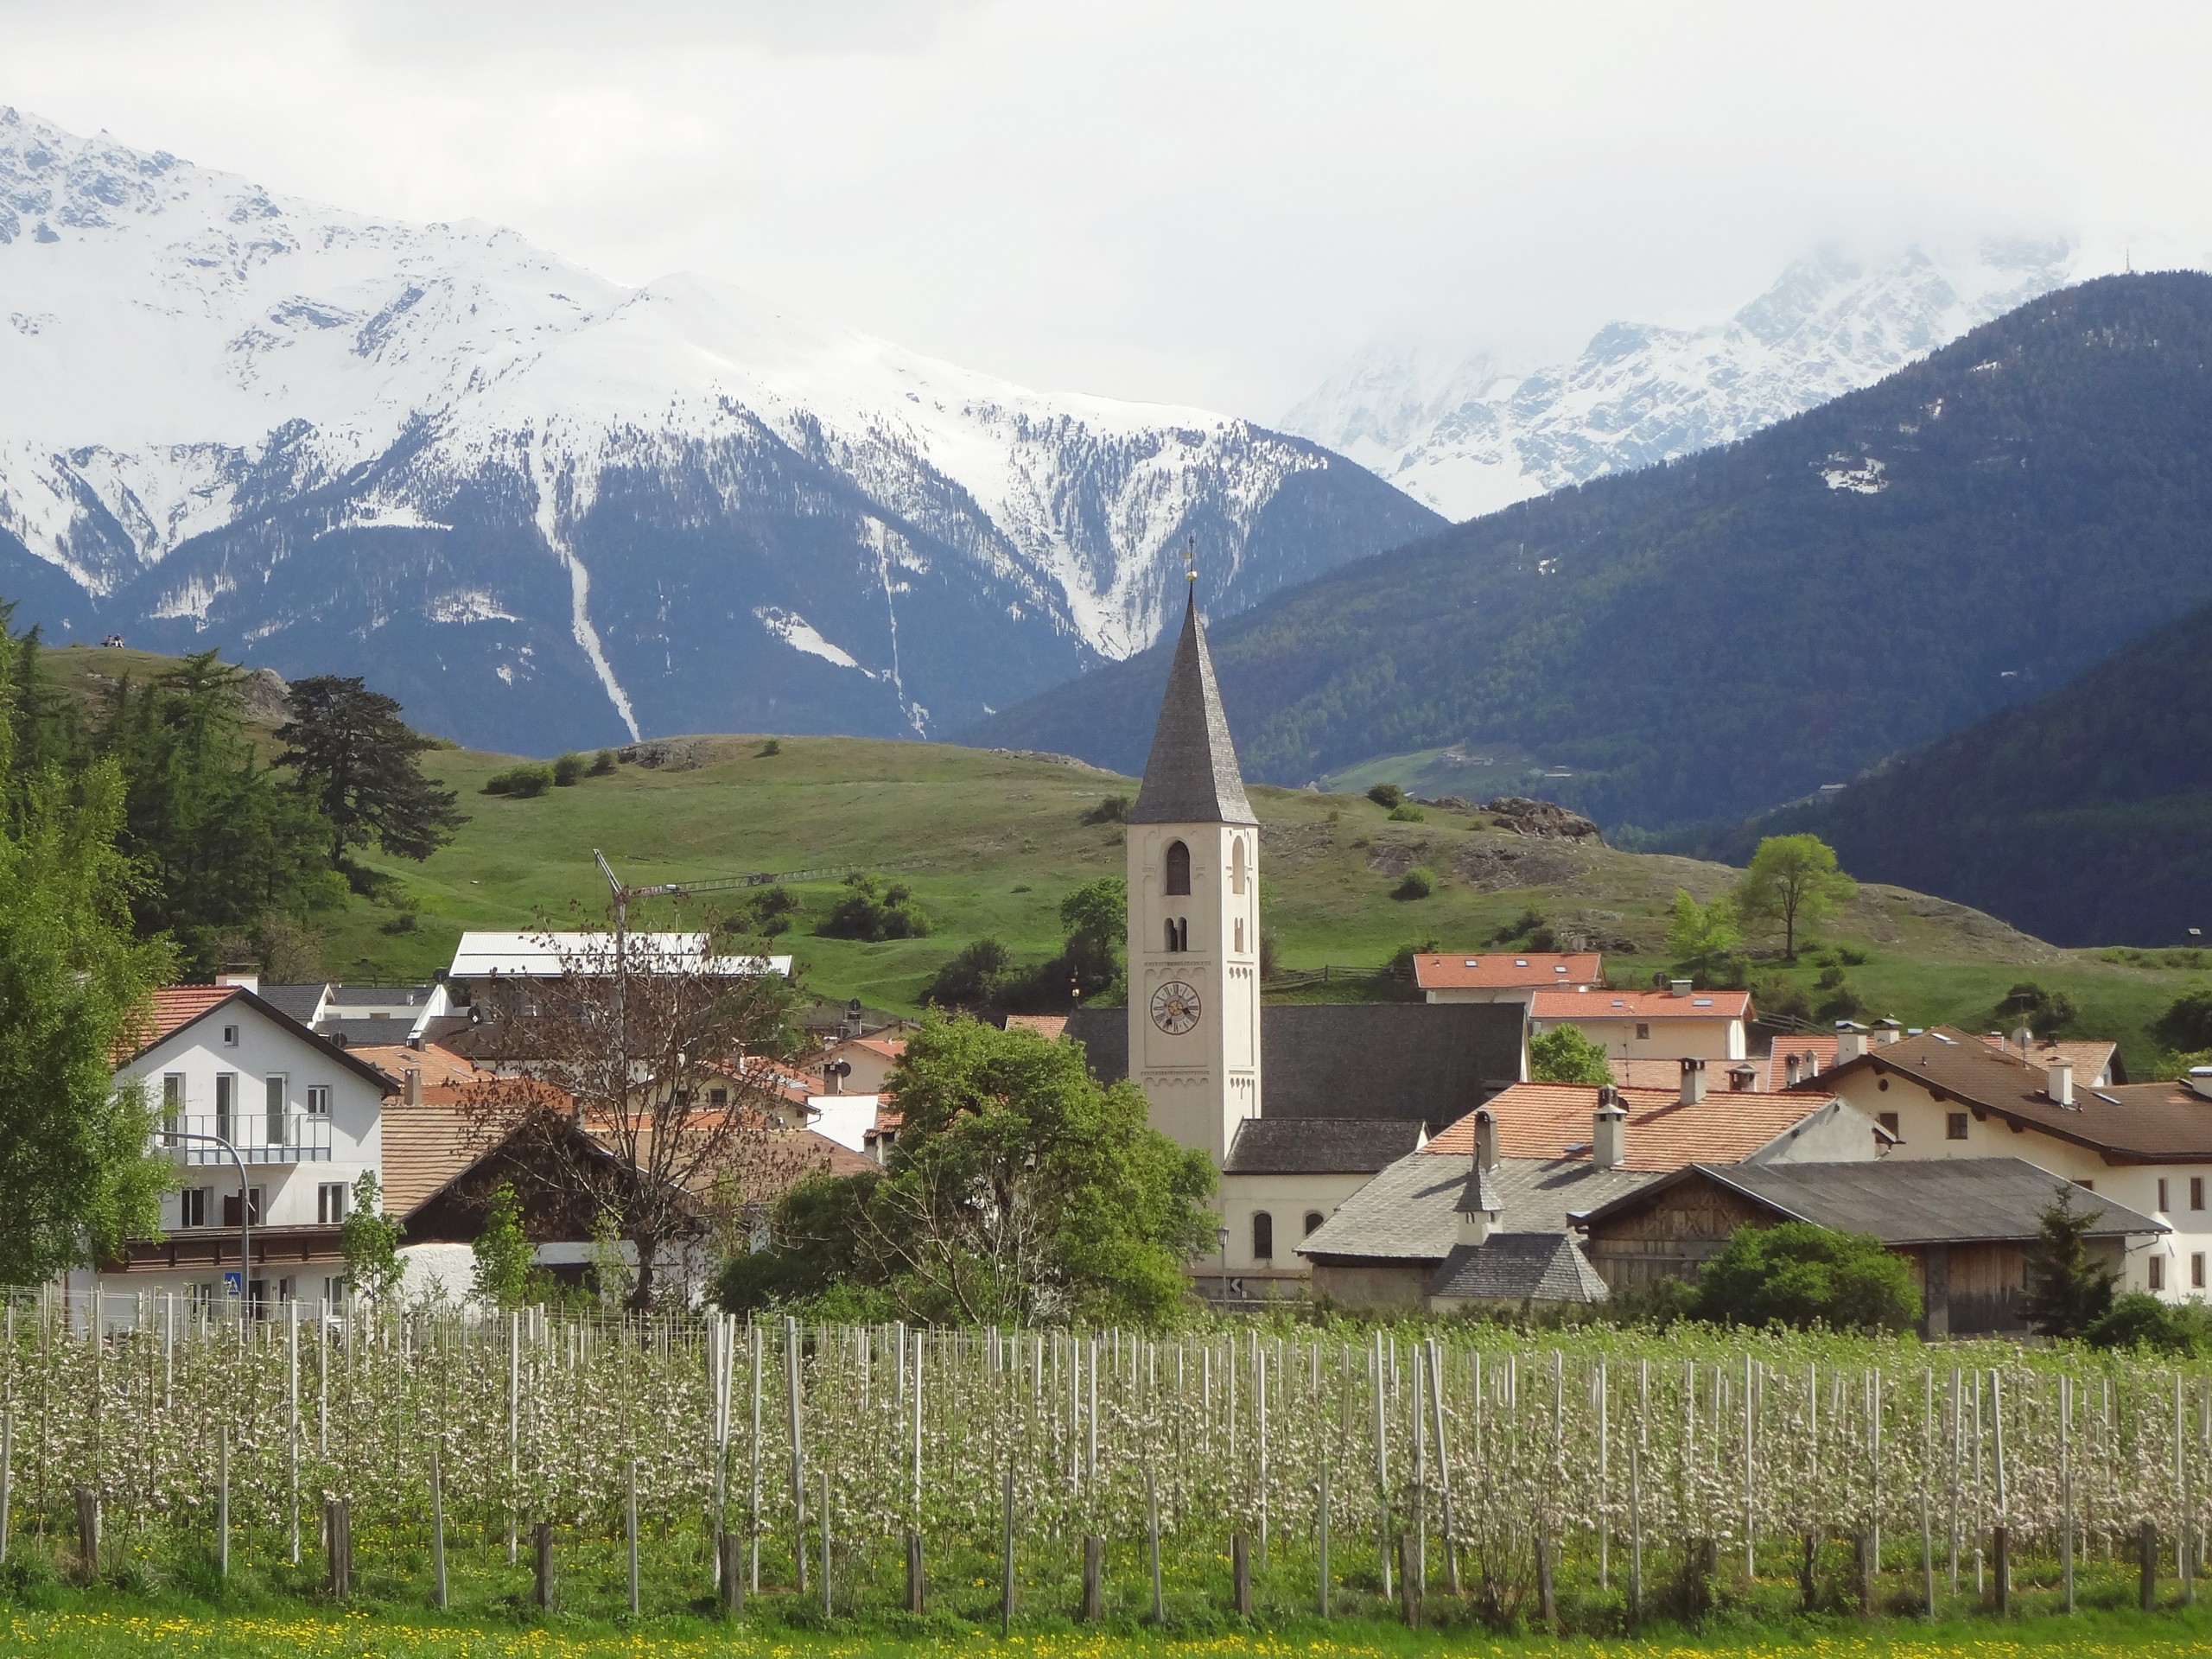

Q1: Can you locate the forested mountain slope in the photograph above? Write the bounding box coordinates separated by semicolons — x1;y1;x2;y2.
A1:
969;273;2212;834
1720;596;2212;947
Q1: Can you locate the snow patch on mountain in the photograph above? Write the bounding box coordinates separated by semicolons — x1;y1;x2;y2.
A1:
1282;243;2144;522
0;107;1438;750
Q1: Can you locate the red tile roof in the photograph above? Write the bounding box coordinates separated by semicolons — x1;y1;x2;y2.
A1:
1414;952;1602;991
1530;988;1751;1020
346;1042;483;1090
1978;1033;2121;1086
1426;1080;1842;1173
115;986;239;1061
1005;1014;1069;1041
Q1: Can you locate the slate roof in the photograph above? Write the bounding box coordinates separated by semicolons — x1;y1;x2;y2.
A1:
1224;1117;1427;1174
1573;1157;2168;1245
1064;1003;1523;1131
1127;591;1257;826
1815;1027;2212;1162
257;982;331;1023
1299;1151;1658;1263
1428;1234;1611;1303
1427;1081;1856;1171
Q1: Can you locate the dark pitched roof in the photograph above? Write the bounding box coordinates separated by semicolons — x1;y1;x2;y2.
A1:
1427;1234;1611;1303
1816;1027;2212;1162
1300;1151;1657;1262
1064;1002;1523;1131
257;982;330;1022
1128;590;1256;826
1224;1116;1427;1173
1573;1156;2167;1245
320;1017;433;1047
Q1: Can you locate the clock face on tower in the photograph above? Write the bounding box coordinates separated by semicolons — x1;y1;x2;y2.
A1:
1150;980;1202;1035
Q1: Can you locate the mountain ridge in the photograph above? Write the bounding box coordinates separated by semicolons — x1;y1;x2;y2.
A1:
0;107;1441;750
1282;241;2112;520
969;272;2212;842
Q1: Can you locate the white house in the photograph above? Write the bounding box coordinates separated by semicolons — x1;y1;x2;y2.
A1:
1529;983;1751;1062
1807;1027;2210;1300
78;984;394;1315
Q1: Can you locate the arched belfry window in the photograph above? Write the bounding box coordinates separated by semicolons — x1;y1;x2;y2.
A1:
1252;1211;1274;1262
1230;838;1247;896
1166;840;1192;896
1165;918;1188;952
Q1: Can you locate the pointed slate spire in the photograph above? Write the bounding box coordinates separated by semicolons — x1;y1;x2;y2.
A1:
1128;588;1257;826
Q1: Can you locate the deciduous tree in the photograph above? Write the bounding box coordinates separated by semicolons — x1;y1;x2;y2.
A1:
1529;1022;1612;1085
0;624;178;1281
1736;834;1855;961
719;1014;1216;1326
1694;1220;1920;1332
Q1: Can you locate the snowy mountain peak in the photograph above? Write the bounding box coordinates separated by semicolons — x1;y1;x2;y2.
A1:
0;111;1438;751
1283;239;2104;521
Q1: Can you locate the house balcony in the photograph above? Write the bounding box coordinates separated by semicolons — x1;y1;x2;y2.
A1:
160;1112;334;1165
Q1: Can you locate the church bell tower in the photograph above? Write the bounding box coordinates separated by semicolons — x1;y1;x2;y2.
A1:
1125;572;1261;1165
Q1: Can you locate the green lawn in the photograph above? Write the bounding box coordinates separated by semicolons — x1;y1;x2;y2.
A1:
301;734;2205;1074
35;636;2209;1071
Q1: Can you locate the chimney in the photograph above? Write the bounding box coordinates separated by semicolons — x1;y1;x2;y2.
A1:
404;1065;422;1107
1670;978;1694;999
1474;1106;1498;1172
1728;1062;1758;1092
2048;1058;2074;1108
216;970;260;995
1784;1051;1803;1087
1592;1086;1627;1168
1875;1019;1902;1046
824;1057;850;1095
406;1033;424;1052
1835;1023;1869;1062
1679;1056;1707;1105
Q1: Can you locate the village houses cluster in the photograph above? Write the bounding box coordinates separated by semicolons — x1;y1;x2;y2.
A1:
73;592;2212;1337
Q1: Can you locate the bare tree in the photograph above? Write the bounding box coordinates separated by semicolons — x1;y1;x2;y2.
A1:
460;920;804;1308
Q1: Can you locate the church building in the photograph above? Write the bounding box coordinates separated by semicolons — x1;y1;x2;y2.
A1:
1065;582;1524;1296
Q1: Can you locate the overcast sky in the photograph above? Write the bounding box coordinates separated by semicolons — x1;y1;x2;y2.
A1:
7;1;2209;416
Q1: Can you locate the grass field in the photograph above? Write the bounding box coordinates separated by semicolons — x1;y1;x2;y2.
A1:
31;641;2212;1073
4;1586;2212;1659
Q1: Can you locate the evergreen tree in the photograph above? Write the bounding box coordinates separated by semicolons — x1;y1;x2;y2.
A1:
275;676;465;867
2021;1189;2120;1338
98;652;338;971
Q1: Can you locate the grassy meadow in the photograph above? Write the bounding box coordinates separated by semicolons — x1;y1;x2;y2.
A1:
32;639;2212;1071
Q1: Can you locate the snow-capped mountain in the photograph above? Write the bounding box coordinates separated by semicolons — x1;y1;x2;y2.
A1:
0;110;1440;750
1282;242;2109;521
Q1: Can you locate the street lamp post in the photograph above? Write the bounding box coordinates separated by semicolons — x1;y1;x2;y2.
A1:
1217;1224;1230;1306
164;1129;252;1312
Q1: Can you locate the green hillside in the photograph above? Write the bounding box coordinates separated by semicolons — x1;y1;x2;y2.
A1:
306;733;2194;1076
28;641;2207;1075
1703;594;2212;947
969;273;2212;839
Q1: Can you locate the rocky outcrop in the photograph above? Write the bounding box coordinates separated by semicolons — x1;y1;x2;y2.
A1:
1483;797;1605;843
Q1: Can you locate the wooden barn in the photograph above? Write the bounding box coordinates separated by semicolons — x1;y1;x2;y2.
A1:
1573;1157;2165;1336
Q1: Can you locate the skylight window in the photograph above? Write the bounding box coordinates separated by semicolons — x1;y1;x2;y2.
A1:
1515;958;1529;967
1610;999;1625;1007
1693;998;1713;1007
1554;965;1568;973
1931;1032;1958;1046
1463;959;1479;968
